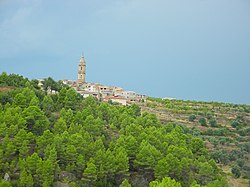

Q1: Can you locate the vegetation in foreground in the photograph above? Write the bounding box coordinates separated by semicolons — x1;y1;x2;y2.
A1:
142;97;250;186
0;72;234;186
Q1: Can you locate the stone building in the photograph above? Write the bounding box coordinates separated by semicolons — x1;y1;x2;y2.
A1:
78;54;86;83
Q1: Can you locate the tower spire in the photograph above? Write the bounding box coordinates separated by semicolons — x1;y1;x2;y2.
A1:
78;52;86;83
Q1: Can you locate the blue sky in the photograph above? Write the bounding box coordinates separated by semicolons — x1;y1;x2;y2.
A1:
0;0;250;104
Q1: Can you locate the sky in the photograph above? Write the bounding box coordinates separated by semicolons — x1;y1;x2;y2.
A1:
0;0;250;104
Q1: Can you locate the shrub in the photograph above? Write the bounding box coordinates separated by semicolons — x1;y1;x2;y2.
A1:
238;128;250;136
232;166;241;178
231;120;241;129
188;114;196;122
209;118;218;127
206;112;213;120
199;117;207;126
236;159;245;168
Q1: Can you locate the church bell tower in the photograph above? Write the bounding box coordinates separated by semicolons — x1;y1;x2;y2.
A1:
78;54;86;83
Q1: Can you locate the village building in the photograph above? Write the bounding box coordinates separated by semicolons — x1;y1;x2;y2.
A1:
78;90;101;100
103;95;127;106
98;85;114;97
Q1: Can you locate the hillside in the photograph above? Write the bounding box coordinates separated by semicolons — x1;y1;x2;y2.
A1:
0;72;249;187
139;98;250;187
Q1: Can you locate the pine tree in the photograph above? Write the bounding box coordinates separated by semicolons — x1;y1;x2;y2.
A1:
119;179;132;187
149;177;181;187
53;118;67;134
82;159;97;185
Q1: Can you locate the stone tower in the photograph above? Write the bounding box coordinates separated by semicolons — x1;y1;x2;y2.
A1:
78;54;86;83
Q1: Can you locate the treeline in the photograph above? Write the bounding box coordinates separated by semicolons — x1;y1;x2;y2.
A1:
0;72;30;88
0;73;227;186
0;72;64;93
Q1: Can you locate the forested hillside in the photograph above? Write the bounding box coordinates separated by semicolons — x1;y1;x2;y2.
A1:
0;72;228;186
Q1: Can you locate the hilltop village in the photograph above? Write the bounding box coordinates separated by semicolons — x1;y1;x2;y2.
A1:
62;55;147;105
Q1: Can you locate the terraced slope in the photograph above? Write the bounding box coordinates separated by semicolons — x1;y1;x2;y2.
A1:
139;98;250;187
